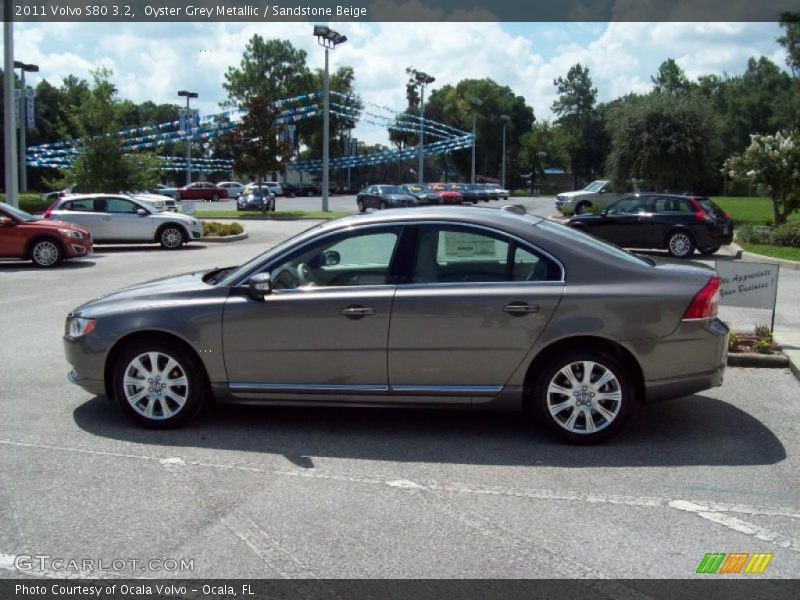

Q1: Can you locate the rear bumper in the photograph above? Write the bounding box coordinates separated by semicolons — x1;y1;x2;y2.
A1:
623;318;728;404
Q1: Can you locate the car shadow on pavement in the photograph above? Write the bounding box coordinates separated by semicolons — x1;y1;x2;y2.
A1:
72;394;786;469
0;260;96;271
92;244;207;254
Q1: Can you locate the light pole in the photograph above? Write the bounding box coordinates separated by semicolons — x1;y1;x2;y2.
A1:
500;114;510;190
411;70;435;185
469;97;483;184
15;61;38;192
177;90;198;186
3;2;18;207
314;25;348;212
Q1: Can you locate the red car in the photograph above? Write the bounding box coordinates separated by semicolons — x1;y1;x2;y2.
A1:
0;201;92;267
177;182;228;201
430;183;464;204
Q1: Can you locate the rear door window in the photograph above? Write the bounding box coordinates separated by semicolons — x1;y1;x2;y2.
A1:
63;199;95;211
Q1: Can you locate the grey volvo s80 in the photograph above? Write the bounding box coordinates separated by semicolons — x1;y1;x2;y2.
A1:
64;206;728;442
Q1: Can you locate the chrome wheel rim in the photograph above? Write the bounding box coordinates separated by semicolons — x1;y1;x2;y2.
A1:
33;241;59;266
576;204;588;215
546;361;622;435
162;228;182;248
669;233;691;256
123;352;189;420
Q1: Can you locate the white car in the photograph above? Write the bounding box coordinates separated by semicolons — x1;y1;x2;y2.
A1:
555;180;640;215
217;181;246;198
130;193;181;213
46;194;203;249
264;181;284;197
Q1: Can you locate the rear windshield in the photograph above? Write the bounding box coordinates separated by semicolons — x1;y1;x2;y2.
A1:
537;219;653;267
696;198;726;218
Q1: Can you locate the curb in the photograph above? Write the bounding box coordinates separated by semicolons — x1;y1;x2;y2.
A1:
726;353;790;368
738;249;800;271
200;233;249;244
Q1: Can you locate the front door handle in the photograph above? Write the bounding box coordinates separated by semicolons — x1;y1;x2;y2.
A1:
341;305;376;319
502;302;540;316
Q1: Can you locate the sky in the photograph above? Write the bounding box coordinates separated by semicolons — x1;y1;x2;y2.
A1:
7;20;790;146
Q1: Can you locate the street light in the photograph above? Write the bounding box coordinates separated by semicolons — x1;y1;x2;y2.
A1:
3;1;18;207
411;70;435;185
314;25;348;212
469;97;483;184
14;61;38;192
500;114;510;190
178;90;198;186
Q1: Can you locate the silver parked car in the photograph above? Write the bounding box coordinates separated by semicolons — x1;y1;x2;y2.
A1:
556;180;640;215
47;194;203;249
63;206;727;442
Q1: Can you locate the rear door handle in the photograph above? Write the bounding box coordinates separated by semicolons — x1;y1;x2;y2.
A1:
502;302;540;316
341;305;376;319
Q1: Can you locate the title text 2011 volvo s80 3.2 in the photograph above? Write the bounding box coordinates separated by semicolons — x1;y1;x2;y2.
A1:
64;206;728;443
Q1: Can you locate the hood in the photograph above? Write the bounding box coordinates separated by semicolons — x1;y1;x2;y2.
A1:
557;190;592;199
71;271;216;317
151;212;199;224
27;218;88;234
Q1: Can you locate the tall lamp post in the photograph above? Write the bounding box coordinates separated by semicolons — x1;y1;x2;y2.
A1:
314;25;348;212
177;90;198;185
3;1;18;207
412;70;435;185
469;97;483;184
500;114;510;190
15;61;38;192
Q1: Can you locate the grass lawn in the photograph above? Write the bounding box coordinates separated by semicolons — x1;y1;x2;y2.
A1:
740;244;800;262
710;196;800;226
196;210;350;220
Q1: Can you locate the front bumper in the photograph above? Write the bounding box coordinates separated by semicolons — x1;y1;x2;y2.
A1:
555;197;574;212
64;335;108;397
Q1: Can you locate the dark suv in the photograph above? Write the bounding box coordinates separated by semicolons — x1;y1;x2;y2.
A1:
567;194;733;258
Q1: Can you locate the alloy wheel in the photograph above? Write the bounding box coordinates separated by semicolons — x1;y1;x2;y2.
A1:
545;360;622;435
32;240;60;267
161;227;183;249
123;351;189;421
668;232;692;257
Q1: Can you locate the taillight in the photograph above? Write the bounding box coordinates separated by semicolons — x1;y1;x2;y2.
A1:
683;275;720;320
43;201;58;219
723;211;731;220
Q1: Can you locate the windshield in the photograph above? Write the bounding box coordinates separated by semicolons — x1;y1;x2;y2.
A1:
217;222;325;286
537;219;652;267
583;181;606;192
129;198;158;214
0;202;36;222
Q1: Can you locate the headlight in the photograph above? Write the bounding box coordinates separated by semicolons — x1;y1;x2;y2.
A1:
59;229;83;239
66;316;95;339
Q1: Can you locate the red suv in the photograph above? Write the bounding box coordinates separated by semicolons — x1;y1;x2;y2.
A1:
0;202;92;267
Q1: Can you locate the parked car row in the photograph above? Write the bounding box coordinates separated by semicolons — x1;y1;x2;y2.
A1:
356;183;510;212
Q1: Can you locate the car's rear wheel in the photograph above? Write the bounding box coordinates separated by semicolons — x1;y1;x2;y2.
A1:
159;225;185;249
667;231;695;258
113;340;207;428
699;245;721;256
535;350;631;443
306;189;314;197
575;201;591;215
30;238;63;268
210;194;219;202
357;199;366;213
380;200;387;210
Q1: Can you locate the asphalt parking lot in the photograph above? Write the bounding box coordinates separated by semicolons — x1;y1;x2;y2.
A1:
1;208;799;580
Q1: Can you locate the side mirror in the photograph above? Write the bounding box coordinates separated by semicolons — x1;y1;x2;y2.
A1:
248;273;272;301
137;208;147;216
322;250;341;266
0;216;15;227
600;209;608;217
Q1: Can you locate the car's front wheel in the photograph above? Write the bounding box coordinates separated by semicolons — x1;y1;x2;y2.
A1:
30;238;63;268
667;231;695;258
535;350;632;443
113;340;208;428
159;226;185;249
357;199;366;213
575;202;591;215
379;200;387;210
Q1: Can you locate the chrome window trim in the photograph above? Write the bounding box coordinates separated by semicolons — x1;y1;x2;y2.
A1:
231;219;566;287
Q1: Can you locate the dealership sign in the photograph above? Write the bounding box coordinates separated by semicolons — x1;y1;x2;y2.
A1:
715;261;779;310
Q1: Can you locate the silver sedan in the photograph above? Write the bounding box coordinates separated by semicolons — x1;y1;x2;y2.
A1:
63;206;728;442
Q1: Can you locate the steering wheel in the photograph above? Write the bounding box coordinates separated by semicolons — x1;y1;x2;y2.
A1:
296;263;314;287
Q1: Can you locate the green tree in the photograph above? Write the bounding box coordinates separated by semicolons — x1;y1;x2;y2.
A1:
724;131;800;225
605;93;720;192
651;58;691;94
778;11;800;77
551;64;607;188
223;36;312;106
223;96;292;212
520;121;568;185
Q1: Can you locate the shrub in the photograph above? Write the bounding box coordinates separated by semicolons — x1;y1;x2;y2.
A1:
769;222;800;247
736;224;772;245
202;221;243;237
753;339;773;354
728;332;742;353
754;324;772;340
0;193;53;214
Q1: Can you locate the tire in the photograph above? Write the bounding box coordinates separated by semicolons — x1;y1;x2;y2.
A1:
380;200;387;210
535;349;632;444
575;202;591;215
159;225;185;250
357;199;365;213
30;238;63;268
666;230;695;258
699;245;721;256
112;339;208;429
306;190;313;197
211;194;219;202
